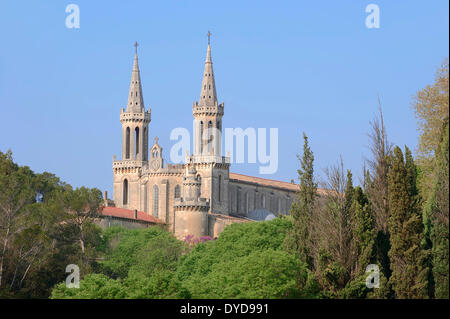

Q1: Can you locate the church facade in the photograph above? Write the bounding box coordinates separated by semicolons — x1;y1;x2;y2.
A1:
111;40;297;239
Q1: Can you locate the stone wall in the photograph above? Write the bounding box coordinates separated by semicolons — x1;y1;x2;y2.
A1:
228;173;297;218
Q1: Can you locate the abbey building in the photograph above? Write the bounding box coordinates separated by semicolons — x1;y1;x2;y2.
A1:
111;39;298;239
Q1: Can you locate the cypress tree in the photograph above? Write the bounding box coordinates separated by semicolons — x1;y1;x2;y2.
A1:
284;133;317;267
387;146;429;298
430;119;449;298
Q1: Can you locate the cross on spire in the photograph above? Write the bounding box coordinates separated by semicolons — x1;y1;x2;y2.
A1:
134;41;138;54
207;31;211;45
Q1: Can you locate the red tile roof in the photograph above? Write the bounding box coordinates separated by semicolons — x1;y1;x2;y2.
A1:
99;206;164;224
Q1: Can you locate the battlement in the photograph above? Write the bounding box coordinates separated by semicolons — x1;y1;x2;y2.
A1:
120;108;151;123
174;197;210;211
193;101;224;116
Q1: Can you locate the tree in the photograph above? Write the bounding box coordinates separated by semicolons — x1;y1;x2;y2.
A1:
55;187;103;271
413;59;449;198
351;186;376;276
310;161;357;294
284;133;317;267
366;104;393;283
427;119;449;298
0;151;35;289
367;104;392;234
387;146;429;298
0;150;105;298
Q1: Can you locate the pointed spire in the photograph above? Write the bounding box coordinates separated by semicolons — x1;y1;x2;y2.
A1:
199;32;217;106
127;42;145;112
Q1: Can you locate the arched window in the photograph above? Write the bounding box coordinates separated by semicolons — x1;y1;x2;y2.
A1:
218;175;222;202
125;127;130;159
152;185;159;218
200;121;204;154
143;184;148;212
174;185;181;199
143;127;147;160
123;179;128;205
135;127;140;157
208;121;213;153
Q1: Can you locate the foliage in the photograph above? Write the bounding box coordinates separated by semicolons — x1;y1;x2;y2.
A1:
0;150;103;298
100;226;187;279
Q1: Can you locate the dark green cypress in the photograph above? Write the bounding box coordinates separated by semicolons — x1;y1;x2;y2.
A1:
284;133;317;267
387;146;429;298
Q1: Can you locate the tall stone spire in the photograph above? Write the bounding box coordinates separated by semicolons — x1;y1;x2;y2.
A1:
199;32;218;106
127;42;145;113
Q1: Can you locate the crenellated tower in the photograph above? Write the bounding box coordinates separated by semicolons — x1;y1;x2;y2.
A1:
113;42;151;209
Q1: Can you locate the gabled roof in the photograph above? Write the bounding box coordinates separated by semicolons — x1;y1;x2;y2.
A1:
99;206;164;224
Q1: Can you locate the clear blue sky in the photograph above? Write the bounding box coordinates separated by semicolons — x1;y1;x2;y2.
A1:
0;1;448;194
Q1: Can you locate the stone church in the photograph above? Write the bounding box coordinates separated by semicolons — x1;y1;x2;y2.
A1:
111;38;298;239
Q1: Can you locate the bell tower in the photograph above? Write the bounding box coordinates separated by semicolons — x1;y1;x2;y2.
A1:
187;33;230;217
113;42;151;209
193;32;224;157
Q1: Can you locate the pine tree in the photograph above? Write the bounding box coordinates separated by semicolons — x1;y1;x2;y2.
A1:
284;133;317;267
387;146;429;298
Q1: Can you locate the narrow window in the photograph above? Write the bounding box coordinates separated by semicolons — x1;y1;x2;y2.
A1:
197;175;202;197
123;179;128;205
218;175;222;202
143;184;148;212
200;121;204;154
125;127;130;159
153;185;159;218
174;185;181;199
135;127;140;157
244;192;249;214
143;127;147;160
236;188;241;213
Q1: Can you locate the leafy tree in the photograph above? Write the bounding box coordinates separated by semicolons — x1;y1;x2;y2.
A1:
51;273;124;299
413;59;449;198
0;151;35;289
184;249;310;298
178;217;292;282
0;150;104;298
100;226;186;279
